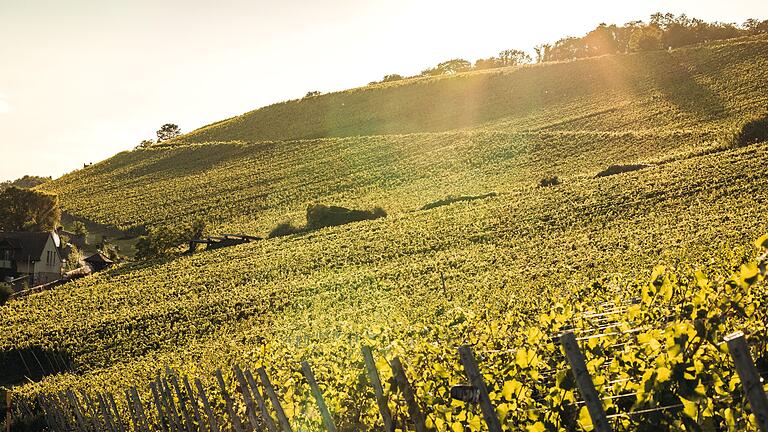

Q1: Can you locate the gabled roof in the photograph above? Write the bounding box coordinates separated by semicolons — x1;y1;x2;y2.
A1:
84;251;114;264
0;232;53;261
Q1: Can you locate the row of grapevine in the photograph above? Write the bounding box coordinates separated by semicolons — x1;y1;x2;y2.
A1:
5;240;768;431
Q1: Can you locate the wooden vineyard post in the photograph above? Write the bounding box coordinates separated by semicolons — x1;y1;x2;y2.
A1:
97;393;117;432
389;357;426;432
5;390;11;432
66;389;89;432
53;393;74;432
125;389;141;432
82;391;103;432
151;382;171;432
457;346;502;432
301;361;337;432
194;378;220;432
107;392;127;432
361;346;394;432
725;331;768;432
257;367;294;432
233;365;261;431
244;369;279;432
159;376;182;432
167;368;195;432
181;376;203;431
38;394;63;432
131;387;151;432
215;369;245;432
560;331;611;432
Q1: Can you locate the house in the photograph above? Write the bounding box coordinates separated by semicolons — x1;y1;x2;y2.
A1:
0;232;64;287
83;251;114;272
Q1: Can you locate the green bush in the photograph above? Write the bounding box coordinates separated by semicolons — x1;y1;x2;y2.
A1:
268;221;305;238
538;176;561;187
306;204;387;230
134;218;207;259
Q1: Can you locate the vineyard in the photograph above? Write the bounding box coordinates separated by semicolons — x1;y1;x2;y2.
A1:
39;35;768;233
2;33;768;432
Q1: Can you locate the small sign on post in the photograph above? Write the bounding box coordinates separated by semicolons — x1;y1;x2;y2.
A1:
559;331;611;432
457;346;502;432
725;331;768;432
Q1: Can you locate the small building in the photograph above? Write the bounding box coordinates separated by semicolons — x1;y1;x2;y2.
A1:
83;251;114;272
0;232;64;287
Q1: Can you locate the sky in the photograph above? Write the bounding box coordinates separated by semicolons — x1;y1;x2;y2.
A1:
1;0;766;182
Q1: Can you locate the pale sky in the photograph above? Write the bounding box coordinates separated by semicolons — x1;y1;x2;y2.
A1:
1;0;766;182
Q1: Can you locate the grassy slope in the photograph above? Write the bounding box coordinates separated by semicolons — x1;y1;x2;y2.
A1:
176;36;768;143
5;35;768;429
41;36;768;234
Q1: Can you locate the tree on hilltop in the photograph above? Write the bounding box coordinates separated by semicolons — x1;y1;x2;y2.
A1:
156;124;181;142
421;59;472;76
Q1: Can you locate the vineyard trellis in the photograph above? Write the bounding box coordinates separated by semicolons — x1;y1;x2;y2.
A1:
4;313;767;431
3;243;768;431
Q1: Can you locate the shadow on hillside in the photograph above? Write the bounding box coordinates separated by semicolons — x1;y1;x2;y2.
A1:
0;346;74;386
646;51;726;119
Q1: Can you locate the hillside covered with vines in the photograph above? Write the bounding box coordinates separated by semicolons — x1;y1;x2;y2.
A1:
2;33;768;432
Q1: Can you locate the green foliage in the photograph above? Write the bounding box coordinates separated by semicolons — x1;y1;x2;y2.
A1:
156;123;181;143
3;33;768;432
134;218;206;259
305;204;386;230
268;221;305;238
71;220;88;237
540;13;764;62
63;244;83;271
0;175;51;192
421;59;472;76
0;186;61;232
538;176;561;187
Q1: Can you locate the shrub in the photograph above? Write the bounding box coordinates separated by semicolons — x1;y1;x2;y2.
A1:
421;192;498;210
736;116;768;147
539;176;561;187
595;164;650;178
134;218;207;259
0;283;13;306
268;221;305;238
71;220;89;237
306;204;387;230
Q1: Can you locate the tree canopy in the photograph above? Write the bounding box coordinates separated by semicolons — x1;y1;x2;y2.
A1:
0;187;61;232
0;175;51;192
156;124;182;142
